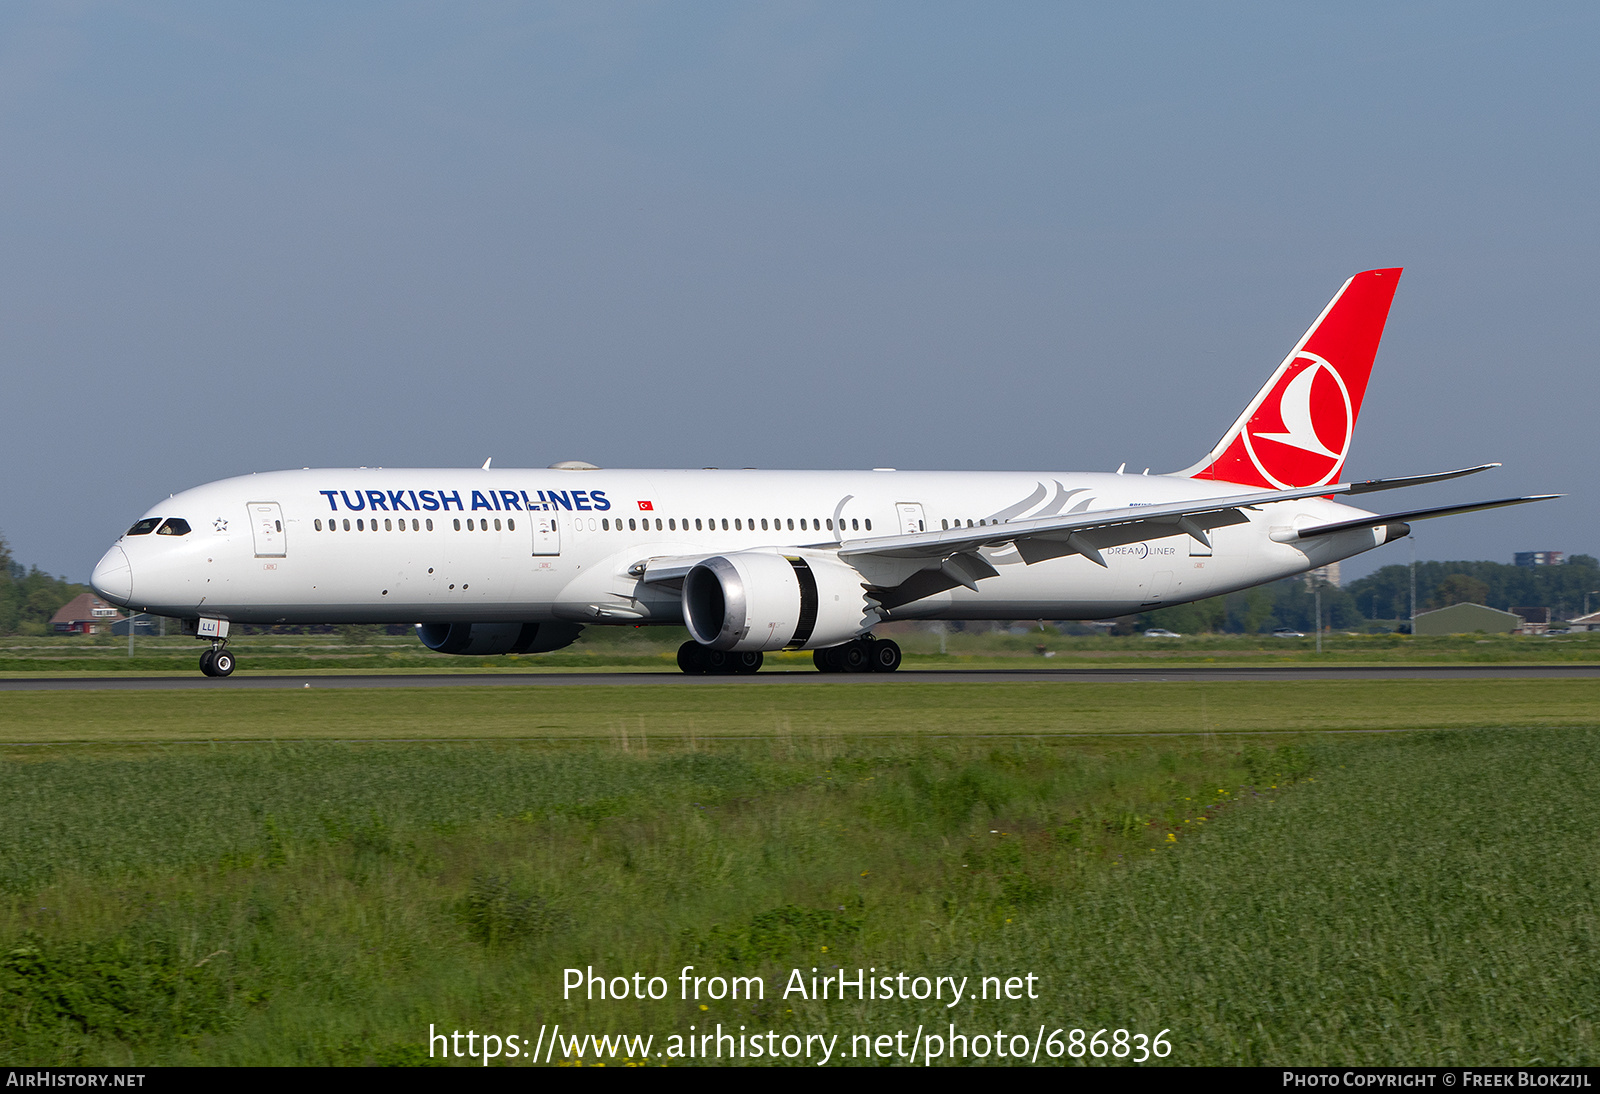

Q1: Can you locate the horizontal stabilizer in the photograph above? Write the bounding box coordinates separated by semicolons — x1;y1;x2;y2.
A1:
1344;463;1499;494
1278;495;1561;542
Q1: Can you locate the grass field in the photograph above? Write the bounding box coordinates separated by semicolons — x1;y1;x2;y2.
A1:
2;683;1598;1066
2;626;1597;675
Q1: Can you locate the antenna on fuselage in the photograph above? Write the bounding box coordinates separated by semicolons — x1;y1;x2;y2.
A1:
482;457;493;470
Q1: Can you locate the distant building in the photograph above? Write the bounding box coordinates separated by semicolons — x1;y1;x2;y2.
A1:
49;593;124;635
1305;561;1341;588
1412;602;1521;636
111;614;161;637
1515;551;1564;567
1511;606;1551;635
1567;611;1600;633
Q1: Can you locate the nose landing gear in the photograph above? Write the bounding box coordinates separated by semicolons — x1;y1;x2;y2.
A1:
199;643;235;677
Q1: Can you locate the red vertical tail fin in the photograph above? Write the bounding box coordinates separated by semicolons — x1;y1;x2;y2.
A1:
1180;268;1402;489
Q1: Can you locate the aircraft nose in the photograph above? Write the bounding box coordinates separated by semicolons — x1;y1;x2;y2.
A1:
91;546;133;606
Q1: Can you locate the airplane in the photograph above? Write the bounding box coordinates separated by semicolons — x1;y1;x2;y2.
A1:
89;267;1554;677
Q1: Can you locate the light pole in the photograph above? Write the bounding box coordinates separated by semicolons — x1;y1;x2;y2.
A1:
1314;576;1323;654
1409;537;1417;634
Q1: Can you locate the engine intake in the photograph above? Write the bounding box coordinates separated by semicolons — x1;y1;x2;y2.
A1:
682;552;873;652
416;621;583;656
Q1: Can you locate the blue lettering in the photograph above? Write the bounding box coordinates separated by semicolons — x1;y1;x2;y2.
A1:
548;490;573;511
500;490;522;511
471;490;493;511
492;491;502;511
520;490;534;511
409;490;420;511
339;490;367;512
590;489;610;511
572;490;592;511
366;490;390;511
419;490;441;512
319;490;340;511
438;490;463;511
387;490;412;511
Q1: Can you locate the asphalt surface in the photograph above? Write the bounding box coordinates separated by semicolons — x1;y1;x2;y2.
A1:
2;665;1597;690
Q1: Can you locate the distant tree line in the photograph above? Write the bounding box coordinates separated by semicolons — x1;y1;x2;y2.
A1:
0;534;90;636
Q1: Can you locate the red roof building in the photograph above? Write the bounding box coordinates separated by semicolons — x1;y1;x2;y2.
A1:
49;593;124;635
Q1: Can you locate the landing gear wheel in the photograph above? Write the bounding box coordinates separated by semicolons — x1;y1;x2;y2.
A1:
732;651;763;675
813;647;844;673
868;639;902;673
839;642;871;673
703;649;732;674
199;649;217;676
211;650;236;677
677;641;709;675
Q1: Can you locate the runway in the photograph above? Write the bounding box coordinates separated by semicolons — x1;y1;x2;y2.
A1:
2;664;1598;691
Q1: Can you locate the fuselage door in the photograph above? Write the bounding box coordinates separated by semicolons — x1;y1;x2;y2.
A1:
248;502;286;558
533;513;561;556
896;502;926;535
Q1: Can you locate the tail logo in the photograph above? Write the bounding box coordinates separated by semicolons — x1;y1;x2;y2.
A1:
1240;352;1353;489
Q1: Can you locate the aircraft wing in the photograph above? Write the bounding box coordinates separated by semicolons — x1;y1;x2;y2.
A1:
836;464;1504;569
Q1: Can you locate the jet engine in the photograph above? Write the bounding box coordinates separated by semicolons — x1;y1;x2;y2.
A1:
416;621;583;656
682;552;874;652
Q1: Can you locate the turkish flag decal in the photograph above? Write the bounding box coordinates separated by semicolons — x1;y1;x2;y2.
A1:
638;500;654;511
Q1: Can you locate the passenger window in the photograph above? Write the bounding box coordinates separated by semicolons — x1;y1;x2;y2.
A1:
507;519;514;531
942;519;949;530
413;519;420;531
466;519;474;531
343;519;351;531
851;518;859;531
482;521;489;532
695;518;703;531
127;518;160;536
826;518;833;531
602;519;609;530
453;519;461;531
721;518;729;530
275;520;282;532
760;518;768;531
787;518;794;530
385;519;393;531
157;518;192;536
426;519;434;531
494;519;502;531
669;518;676;531
357;519;365;531
629;518;637;531
865;518;872;531
655;518;663;531
315;519;323;531
734;519;742;531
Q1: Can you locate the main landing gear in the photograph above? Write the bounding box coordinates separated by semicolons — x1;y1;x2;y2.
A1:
813;636;901;674
675;636;903;675
199;643;236;678
677;642;763;675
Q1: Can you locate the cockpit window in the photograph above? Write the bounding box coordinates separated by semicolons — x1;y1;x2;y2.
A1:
126;518;161;536
156;518;192;536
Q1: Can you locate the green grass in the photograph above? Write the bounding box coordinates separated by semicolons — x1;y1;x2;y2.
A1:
3;679;1600;744
3;683;1598;1065
2;627;1596;675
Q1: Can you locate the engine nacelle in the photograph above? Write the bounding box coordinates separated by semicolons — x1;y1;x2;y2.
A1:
416;621;583;656
682;552;875;652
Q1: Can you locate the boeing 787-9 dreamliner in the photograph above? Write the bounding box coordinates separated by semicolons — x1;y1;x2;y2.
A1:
90;268;1553;676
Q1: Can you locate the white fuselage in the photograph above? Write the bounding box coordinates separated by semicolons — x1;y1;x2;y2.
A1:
91;466;1390;627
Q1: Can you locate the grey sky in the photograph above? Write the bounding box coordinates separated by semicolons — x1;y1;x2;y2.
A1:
1;2;1593;584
